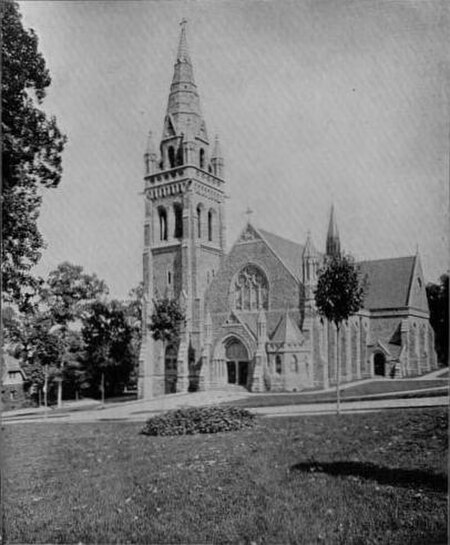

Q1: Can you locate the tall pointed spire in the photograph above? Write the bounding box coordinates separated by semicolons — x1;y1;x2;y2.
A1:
163;19;208;143
326;205;341;258
177;18;191;63
303;230;317;258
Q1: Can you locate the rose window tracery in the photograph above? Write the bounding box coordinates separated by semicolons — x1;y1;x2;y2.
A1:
233;265;268;311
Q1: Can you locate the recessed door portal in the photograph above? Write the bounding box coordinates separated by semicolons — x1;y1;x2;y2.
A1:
374;352;386;377
225;339;250;388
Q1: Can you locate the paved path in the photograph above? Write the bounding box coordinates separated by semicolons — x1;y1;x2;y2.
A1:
1;389;251;425
252;395;449;417
2;390;448;425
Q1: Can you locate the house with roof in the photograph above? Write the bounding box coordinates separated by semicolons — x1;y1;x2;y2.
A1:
1;353;27;410
137;21;438;398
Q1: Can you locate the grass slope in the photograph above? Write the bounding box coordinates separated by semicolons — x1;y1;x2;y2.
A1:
2;408;447;545
226;379;448;408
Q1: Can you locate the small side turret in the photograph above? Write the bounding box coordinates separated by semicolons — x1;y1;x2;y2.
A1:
144;131;158;175
302;230;318;305
211;135;224;178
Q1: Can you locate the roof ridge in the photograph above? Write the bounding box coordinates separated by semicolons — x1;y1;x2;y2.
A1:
358;255;415;265
257;227;302;248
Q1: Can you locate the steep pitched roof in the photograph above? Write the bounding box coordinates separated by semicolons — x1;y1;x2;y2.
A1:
258;229;304;281
270;311;304;344
358;256;416;310
2;353;26;380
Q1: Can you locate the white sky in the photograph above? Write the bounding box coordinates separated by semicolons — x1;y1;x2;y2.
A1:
19;0;449;299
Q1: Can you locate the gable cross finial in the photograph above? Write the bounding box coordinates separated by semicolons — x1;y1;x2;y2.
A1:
245;206;253;224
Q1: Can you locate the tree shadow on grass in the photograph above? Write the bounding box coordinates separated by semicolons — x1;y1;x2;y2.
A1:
290;461;447;493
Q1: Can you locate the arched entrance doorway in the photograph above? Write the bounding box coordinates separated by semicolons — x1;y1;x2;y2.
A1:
225;338;250;388
374;352;386;377
165;345;178;393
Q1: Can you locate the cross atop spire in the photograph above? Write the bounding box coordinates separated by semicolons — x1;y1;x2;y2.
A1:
245;206;254;224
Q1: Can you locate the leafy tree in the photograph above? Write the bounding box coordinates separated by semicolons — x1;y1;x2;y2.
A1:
7;308;62;405
149;297;186;345
2;1;67;302
82;300;135;400
39;262;108;405
122;283;144;390
426;274;449;365
315;255;366;414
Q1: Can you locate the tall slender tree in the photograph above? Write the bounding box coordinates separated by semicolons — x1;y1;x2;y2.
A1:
315;255;366;414
2;1;67;303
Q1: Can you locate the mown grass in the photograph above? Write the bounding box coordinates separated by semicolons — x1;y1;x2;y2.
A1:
225;379;448;409
2;408;447;544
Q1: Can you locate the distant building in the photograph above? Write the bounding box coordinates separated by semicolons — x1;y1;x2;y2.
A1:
1;353;27;410
138;22;438;399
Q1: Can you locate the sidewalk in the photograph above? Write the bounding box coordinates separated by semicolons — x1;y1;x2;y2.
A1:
253;395;449;417
2;388;251;424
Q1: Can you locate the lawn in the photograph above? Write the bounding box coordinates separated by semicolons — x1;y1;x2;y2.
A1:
2;408;447;544
226;379;448;409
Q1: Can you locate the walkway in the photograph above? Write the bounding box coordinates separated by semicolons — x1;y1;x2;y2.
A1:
2;388;448;424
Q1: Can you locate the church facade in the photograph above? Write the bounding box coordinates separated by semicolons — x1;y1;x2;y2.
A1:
138;22;438;399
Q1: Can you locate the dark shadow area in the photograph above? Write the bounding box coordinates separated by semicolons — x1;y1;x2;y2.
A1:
290;461;447;493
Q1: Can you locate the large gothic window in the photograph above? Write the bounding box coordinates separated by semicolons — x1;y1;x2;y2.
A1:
208;209;215;242
173;203;183;239
196;204;203;238
232;265;269;311
168;146;176;169
158;206;168;241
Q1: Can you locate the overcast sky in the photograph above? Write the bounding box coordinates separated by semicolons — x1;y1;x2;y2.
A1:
20;0;449;299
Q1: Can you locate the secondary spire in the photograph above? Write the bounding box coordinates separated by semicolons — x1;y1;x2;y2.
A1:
326;204;341;258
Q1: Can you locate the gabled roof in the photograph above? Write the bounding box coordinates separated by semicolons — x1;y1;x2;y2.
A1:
358;256;416;310
258;229;304;281
270;311;304;344
2;353;26;380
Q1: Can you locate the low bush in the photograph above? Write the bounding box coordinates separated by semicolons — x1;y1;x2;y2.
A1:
141;405;255;436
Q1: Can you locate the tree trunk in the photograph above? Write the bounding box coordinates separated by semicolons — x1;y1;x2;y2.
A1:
336;323;341;415
101;372;105;406
44;365;48;414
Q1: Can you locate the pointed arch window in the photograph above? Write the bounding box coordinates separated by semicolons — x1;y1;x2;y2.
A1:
275;355;282;375
168;146;176;169
173;203;183;239
199;148;205;169
208;209;215;242
232;265;269;311
196;204;203;238
291;355;298;373
158;206;168;241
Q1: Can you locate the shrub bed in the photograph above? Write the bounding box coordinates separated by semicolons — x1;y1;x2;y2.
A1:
141;405;255;436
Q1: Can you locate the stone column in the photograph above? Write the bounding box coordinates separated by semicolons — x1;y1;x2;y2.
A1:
176;331;190;393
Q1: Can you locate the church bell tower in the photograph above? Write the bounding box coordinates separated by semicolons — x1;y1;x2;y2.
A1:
138;20;227;399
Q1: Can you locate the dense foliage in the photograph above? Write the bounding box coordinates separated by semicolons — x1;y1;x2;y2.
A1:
141;406;255;436
2;1;67;302
426;274;449;365
82;300;135;397
3;263;142;404
149;297;185;344
315;255;366;326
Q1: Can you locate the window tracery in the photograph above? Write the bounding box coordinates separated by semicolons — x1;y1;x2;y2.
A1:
232;265;268;311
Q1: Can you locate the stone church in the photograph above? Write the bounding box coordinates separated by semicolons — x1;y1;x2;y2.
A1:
138;22;438;399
